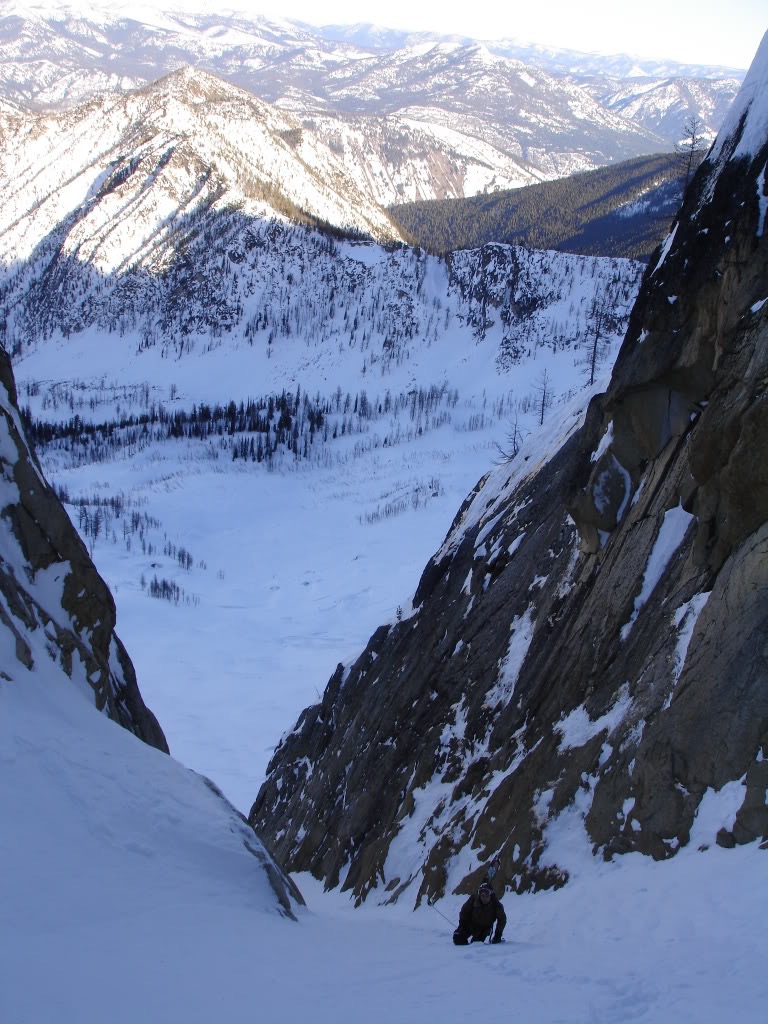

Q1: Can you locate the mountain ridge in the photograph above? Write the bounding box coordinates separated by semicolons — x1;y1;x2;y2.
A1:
0;63;404;285
317;20;747;79
0;1;743;205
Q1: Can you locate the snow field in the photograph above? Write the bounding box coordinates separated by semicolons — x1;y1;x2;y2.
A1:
15;255;624;813
2;654;764;1024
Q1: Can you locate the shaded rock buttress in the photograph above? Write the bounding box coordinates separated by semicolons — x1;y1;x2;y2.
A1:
0;347;168;752
249;56;768;904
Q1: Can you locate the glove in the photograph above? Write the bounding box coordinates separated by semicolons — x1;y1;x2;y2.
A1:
491;934;502;944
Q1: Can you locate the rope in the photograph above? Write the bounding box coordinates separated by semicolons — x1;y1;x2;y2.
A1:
427;896;456;931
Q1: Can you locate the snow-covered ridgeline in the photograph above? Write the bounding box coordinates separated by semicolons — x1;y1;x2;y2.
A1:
708;30;768;165
653;30;768;236
0;0;744;198
0;66;401;271
4;173;644;400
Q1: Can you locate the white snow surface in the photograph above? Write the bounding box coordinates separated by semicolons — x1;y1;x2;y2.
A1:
672;592;712;682
757;162;768;238
650;222;678;275
621;502;694;640
709;30;768;164
487;604;535;705
556;684;633;750
2;659;766;1024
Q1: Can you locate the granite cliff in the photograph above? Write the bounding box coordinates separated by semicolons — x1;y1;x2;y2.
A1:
250;35;768;905
0;346;168;748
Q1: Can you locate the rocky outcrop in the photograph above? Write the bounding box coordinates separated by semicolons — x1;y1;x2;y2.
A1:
0;347;168;750
249;37;768;904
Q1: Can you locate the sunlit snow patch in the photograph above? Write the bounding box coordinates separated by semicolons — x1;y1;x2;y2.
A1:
663;591;712;709
555;683;633;751
620;503;694;640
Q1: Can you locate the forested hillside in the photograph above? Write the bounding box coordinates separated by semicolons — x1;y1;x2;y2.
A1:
391;152;701;260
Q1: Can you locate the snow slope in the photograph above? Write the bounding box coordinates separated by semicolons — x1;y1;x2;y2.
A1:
2;663;765;1023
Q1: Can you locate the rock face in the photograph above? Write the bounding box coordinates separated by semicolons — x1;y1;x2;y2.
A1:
0;346;167;750
249;37;768;904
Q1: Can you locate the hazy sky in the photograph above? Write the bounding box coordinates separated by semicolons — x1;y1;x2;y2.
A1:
48;0;764;69
229;0;763;70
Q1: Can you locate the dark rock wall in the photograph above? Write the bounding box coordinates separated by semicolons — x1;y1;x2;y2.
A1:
0;347;168;752
249;71;768;905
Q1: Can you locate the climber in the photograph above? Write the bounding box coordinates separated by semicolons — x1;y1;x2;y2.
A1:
452;881;506;945
482;857;501;885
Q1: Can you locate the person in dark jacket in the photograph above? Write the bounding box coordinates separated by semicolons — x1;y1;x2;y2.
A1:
453;881;506;945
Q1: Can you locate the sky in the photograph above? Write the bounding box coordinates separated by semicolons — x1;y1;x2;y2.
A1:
31;0;764;68
215;0;762;69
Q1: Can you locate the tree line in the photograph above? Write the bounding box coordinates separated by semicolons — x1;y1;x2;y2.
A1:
22;382;462;469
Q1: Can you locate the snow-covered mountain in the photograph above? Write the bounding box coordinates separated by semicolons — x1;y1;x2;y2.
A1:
584;74;741;145
0;46;644;380
4;192;642;391
315;21;747;153
0;64;402;274
320;23;747;81
0;1;746;202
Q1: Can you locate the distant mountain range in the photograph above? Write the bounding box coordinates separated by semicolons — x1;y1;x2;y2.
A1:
0;1;746;205
319;22;747;81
